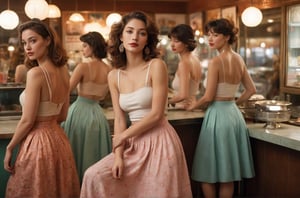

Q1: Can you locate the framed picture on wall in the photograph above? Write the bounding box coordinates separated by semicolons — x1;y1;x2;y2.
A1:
189;12;203;34
205;8;221;25
221;6;237;26
155;14;186;35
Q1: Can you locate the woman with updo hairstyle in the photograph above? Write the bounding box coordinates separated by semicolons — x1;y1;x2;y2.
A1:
80;31;108;59
187;18;256;198
62;31;112;183
168;24;202;109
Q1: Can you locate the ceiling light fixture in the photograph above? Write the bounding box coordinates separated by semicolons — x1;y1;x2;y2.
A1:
25;0;49;20
69;0;85;22
0;0;19;30
106;0;121;27
241;6;263;27
48;0;61;19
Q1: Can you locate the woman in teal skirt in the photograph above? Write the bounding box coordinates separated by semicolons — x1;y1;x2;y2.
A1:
62;32;112;183
187;18;256;198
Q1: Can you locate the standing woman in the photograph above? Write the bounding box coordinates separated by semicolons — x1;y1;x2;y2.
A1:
187;18;256;198
168;24;202;109
62;31;112;183
80;11;192;198
4;19;80;197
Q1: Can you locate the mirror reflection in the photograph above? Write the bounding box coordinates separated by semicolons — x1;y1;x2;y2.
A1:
0;9;282;101
239;8;281;99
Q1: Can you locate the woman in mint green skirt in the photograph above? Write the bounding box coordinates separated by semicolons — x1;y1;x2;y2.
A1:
187;18;256;198
62;32;112;183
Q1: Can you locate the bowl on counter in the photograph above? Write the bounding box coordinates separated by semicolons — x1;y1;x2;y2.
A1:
239;94;265;120
255;100;292;129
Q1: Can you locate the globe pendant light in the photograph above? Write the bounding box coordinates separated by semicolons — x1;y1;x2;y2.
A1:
69;13;85;22
0;10;19;30
241;6;263;27
69;0;85;22
106;13;122;27
106;0;121;27
25;0;49;20
0;0;19;30
48;4;61;18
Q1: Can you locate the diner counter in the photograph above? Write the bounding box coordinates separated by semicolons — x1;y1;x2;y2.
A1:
247;123;300;151
1;109;299;151
1;109;300;197
0;108;206;139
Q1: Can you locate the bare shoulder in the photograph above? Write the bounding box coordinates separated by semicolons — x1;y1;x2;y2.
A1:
26;67;44;86
76;62;88;70
208;56;220;70
210;55;221;64
108;68;118;82
149;58;167;71
27;66;43;78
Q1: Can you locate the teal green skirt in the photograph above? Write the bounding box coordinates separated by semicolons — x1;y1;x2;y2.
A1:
61;96;112;183
191;101;255;183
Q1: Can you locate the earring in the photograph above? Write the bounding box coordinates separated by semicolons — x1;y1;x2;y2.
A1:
119;43;124;53
144;46;150;55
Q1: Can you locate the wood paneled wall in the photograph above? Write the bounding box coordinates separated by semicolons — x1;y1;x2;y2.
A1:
188;0;300;15
0;0;187;14
2;0;300;16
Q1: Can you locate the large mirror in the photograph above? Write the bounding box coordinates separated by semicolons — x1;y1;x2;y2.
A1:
0;12;31;84
239;8;281;99
0;8;282;101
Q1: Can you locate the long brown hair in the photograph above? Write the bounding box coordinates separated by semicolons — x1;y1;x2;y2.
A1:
19;18;68;67
108;11;160;68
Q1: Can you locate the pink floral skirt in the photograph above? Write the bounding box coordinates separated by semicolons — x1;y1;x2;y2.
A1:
80;118;192;198
6;120;80;198
81;120;192;198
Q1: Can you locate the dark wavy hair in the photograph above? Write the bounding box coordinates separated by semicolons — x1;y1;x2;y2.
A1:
80;31;107;59
205;18;238;45
168;24;196;51
108;11;160;68
18;18;68;67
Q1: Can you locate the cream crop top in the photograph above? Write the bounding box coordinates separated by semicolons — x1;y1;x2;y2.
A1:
119;62;152;122
19;66;64;117
215;56;239;98
77;63;109;99
78;82;108;100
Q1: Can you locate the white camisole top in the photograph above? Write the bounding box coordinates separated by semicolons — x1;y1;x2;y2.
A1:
215;56;240;98
118;62;152;122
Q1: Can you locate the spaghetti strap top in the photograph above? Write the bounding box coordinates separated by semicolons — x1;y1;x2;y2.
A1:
37;66;64;116
78;63;109;99
117;62;151;89
215;56;239;98
171;60;200;96
118;61;153;122
40;65;53;101
19;66;64;117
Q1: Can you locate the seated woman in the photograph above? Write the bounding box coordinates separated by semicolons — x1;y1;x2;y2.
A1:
61;31;112;183
168;24;202;109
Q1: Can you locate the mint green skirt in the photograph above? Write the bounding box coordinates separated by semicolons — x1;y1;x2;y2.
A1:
61;96;112;183
191;101;255;183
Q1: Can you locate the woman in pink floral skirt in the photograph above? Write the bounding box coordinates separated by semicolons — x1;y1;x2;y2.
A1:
80;11;192;198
